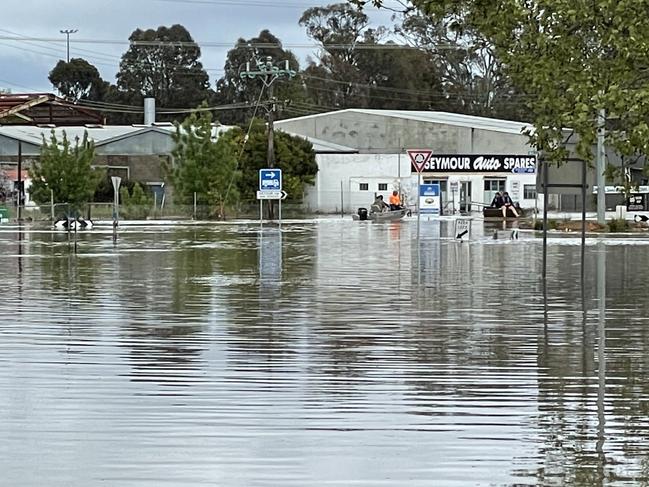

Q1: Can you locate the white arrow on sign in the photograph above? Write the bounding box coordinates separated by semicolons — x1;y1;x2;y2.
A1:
281;190;288;200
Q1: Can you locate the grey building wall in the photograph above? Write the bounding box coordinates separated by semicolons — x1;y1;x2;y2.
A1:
97;131;175;156
0;135;40;157
276;112;531;154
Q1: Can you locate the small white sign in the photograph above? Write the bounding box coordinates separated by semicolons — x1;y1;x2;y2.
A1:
111;176;122;192
257;190;285;200
454;218;471;240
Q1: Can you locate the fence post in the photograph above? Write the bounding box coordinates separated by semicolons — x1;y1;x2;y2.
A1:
50;189;54;221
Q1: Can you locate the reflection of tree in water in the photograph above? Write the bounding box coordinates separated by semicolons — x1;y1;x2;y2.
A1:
36;232;100;300
115;228;221;386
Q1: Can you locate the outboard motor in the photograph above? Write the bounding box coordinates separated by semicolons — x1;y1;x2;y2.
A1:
357;207;368;221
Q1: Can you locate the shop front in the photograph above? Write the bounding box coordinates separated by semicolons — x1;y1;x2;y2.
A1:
414;154;538;213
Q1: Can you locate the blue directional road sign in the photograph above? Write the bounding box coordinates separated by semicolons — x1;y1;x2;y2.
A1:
259;168;282;191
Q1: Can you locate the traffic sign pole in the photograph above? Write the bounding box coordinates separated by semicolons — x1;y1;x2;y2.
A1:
407;150;433;242
417;172;421;240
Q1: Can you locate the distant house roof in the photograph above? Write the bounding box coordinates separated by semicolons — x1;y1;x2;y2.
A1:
276;108;533;136
0;123;236;150
0;93;105;126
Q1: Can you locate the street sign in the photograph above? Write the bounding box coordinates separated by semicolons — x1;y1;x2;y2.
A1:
111;176;122;192
259;168;282;191
407;149;433;173
257;190;288;200
454;218;471;240
419;184;440;215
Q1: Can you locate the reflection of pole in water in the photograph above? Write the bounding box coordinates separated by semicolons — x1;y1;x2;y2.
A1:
259;227;283;284
596;242;606;478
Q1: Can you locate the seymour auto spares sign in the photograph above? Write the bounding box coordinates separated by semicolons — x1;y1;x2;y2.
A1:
411;154;537;173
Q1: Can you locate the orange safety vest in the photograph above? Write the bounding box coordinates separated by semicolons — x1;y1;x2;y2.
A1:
389;194;401;205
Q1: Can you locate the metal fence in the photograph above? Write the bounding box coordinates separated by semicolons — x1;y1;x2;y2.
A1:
2;199;315;222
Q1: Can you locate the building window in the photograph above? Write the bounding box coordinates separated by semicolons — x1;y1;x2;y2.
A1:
359;183;369;191
484;178;506;205
524;184;537;199
378;183;388;191
484;179;506;192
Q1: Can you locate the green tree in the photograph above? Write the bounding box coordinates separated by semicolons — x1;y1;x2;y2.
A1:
359;0;649;167
29;131;102;210
231;119;318;201
299;3;444;111
168;108;240;218
120;182;153;219
115;24;211;117
214;30;307;124
49;58;109;102
396;12;525;118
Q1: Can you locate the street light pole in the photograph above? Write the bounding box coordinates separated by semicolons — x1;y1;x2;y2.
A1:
60;29;78;63
241;56;296;219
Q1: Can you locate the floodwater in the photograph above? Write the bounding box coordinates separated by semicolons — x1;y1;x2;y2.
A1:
1;218;649;486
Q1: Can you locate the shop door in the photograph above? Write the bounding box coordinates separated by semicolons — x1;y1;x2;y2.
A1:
460;181;472;212
484;179;506;207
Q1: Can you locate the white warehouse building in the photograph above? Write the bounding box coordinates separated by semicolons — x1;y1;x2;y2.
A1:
276;109;539;214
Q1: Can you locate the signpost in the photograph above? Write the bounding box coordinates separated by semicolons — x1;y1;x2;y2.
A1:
257;168;285;226
407;150;433;238
454;218;471;240
111;176;121;242
419;184;441;215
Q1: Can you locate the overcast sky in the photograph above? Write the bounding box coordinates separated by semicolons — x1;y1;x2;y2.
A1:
0;0;399;94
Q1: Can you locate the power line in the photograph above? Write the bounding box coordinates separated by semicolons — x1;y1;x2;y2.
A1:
0;35;464;51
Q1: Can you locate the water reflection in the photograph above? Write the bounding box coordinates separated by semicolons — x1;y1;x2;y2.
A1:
1;221;649;485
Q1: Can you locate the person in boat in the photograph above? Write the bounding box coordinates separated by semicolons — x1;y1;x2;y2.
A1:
501;191;519;217
490;191;504;209
389;190;403;211
371;194;390;214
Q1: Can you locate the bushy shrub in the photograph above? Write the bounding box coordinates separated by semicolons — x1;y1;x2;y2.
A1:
607;218;629;233
120;183;152;220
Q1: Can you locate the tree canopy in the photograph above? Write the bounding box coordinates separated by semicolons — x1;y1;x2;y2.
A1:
29;131;102;210
214;30;307;124
229;119;318;201
49;58;109;102
168;108;240;218
357;0;649;165
115;24;212;115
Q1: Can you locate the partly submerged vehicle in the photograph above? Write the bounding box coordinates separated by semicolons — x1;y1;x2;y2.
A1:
353;207;410;222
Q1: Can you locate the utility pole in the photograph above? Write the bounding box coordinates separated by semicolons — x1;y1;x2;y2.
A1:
240;56;296;219
596;107;606;224
60;29;78;63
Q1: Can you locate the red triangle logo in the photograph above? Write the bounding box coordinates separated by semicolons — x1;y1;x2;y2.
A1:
407;149;433;173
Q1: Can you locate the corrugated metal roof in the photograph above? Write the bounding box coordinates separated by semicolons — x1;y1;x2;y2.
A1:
276;108;533;135
0;93;104;126
0;124;237;147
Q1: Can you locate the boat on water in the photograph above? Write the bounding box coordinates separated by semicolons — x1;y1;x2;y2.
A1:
482;206;526;219
352;207;410;222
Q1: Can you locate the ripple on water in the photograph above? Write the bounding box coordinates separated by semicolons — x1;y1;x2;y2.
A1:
0;221;648;486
